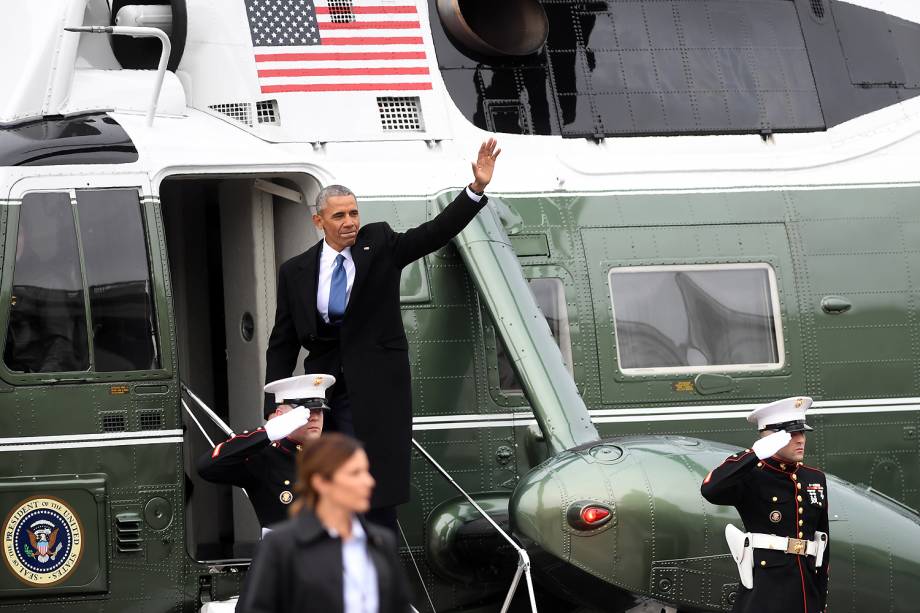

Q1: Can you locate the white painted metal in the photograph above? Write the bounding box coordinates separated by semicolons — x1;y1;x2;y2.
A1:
0;430;183;445
199;599;238;613
66;26;172;126
115;5;174;35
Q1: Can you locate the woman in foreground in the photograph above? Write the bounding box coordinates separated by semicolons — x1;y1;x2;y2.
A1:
237;433;411;613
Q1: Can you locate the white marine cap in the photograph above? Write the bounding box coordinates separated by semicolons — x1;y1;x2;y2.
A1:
264;374;336;406
747;396;813;432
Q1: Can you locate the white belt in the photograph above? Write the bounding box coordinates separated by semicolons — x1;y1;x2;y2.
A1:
750;533;817;556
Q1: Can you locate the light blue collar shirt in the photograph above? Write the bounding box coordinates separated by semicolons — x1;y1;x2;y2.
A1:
328;517;379;613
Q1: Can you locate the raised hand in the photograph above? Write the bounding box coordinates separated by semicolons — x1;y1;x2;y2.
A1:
265;406;310;441
752;430;792;460
470;137;501;193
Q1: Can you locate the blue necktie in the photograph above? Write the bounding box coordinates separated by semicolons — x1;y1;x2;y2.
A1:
328;253;347;323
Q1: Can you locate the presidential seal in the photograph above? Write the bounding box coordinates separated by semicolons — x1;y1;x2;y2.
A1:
3;497;83;586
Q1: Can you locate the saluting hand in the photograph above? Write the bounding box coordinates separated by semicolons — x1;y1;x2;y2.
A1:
470;137;501;194
752;430;791;460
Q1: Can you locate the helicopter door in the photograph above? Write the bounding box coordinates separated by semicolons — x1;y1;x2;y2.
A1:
216;180;279;542
581;222;804;410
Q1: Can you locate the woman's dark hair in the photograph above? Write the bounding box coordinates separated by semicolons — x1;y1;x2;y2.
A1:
290;433;363;516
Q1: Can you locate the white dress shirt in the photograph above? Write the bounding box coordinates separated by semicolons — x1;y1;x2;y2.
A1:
327;517;379;613
315;186;481;323
316;242;355;323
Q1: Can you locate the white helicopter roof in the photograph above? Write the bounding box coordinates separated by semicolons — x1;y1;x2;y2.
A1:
3;0;920;199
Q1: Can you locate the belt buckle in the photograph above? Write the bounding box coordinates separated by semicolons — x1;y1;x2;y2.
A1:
786;538;807;555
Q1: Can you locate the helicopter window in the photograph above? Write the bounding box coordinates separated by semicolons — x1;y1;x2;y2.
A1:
76;189;160;371
498;277;572;391
4;192;90;373
609;264;782;374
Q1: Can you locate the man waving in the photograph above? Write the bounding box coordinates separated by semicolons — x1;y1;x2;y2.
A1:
265;139;501;531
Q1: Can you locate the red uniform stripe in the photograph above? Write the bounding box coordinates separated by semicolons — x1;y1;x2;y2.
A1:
258;66;430;77
261;82;433;93
797;556;808;613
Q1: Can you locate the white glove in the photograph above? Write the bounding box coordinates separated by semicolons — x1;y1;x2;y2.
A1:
752;430;792;460
264;406;310;441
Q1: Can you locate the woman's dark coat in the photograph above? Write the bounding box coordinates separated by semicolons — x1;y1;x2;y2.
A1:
236;512;411;613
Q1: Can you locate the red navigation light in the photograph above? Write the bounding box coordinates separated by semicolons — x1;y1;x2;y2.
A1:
567;501;613;530
581;506;610;525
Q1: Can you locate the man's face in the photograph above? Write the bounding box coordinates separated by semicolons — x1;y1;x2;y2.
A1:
766;430;806;463
271;405;324;444
313;195;360;251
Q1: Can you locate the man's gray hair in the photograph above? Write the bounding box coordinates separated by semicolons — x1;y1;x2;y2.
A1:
315;184;356;213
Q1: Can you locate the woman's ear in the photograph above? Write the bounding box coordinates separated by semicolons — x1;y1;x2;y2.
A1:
310;473;327;497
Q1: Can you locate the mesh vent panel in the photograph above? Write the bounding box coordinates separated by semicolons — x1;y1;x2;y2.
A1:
811;0;826;19
139;410;164;431
328;0;355;23
377;96;424;131
209;103;252;126
256;99;280;124
102;413;128;432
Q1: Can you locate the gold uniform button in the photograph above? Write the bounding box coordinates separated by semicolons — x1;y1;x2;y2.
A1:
798;532;804;538
798;507;804;513
284;480;290;486
772;496;778;502
797;495;803;502
797;483;802;490
760;560;767;567
791;474;797;481
780;463;786;470
798;519;804;526
757;462;764;468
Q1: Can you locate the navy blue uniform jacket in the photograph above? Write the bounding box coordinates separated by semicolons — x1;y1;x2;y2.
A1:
702;451;830;613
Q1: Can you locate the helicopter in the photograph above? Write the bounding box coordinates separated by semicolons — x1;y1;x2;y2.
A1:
2;0;920;611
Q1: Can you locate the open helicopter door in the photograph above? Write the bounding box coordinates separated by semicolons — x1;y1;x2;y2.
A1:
580;205;805;427
160;173;318;560
216;179;280;544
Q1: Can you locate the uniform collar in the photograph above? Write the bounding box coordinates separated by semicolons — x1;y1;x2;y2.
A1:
761;455;802;473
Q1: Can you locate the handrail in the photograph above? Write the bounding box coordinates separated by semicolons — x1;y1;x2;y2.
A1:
181;383;234;437
64;25;171;126
412;438;537;612
181;398;215;448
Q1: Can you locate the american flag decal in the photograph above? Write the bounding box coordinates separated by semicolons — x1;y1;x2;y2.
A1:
246;0;432;93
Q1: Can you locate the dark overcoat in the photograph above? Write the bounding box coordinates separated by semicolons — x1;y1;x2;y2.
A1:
701;451;830;613
265;190;487;507
236;512;411;613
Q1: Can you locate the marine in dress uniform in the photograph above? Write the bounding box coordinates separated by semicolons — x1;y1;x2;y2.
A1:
196;374;334;529
701;397;830;613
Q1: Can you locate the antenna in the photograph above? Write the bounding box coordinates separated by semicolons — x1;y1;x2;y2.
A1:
65;26;171;127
